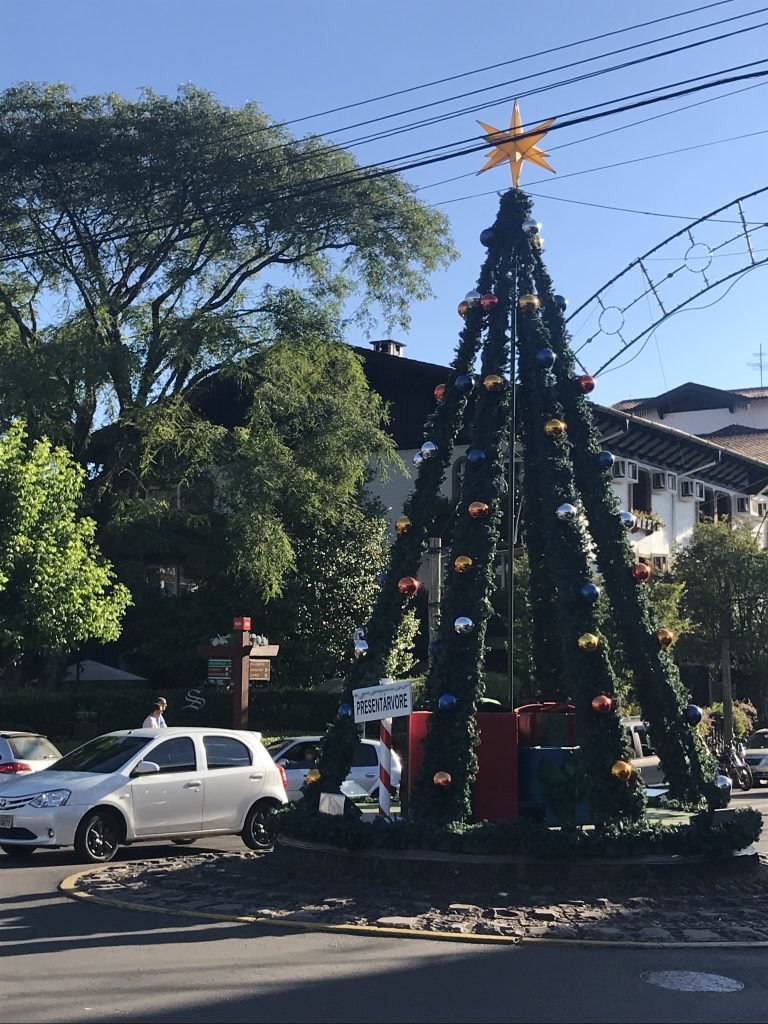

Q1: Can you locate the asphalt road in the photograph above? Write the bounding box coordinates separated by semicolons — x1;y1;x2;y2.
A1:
2;799;768;1024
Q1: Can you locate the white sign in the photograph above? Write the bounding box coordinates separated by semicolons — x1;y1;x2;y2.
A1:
352;680;413;724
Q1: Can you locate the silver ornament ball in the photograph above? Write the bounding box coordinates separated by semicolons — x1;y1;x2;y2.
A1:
522;217;541;236
556;503;578;522
454;616;475;634
420;440;438;459
354;639;369;658
464;290;483;306
413;451;424;467
620;511;637;530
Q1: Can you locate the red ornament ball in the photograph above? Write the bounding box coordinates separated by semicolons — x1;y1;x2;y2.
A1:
468;501;490;519
434;383;447;403
591;694;614;714
577;374;596;395
397;576;420;597
632;562;652;583
480;293;499;311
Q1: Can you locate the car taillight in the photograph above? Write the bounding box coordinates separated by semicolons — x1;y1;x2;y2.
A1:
0;761;32;773
277;764;288;790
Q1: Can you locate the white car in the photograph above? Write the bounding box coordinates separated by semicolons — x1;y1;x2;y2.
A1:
267;736;402;802
743;730;768;783
0;727;287;863
0;732;61;776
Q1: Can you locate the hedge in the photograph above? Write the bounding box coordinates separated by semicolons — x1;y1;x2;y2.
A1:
0;684;341;741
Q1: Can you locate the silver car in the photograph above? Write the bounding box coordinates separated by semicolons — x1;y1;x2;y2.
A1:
0;732;61;777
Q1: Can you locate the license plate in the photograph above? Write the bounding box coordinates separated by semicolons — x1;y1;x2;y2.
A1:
0;815;13;829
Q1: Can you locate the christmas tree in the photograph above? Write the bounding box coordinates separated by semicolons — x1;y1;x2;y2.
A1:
313;102;717;826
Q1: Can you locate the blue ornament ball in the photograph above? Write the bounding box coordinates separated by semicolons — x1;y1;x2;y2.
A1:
337;703;353;719
580;582;601;603
455;374;474;394
535;347;556;369
684;704;703;727
466;448;487;465
596;450;615;470
480;228;495;247
438;694;459;711
376;571;388;585
554;294;568;312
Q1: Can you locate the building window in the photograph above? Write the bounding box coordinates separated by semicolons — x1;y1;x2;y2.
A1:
715;492;732;520
631;469;652;514
698;488;716;523
148;565;200;596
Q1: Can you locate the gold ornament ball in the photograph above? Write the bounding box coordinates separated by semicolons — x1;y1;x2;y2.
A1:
306;769;321;785
395;516;412;535
544;418;567;437
578;632;600;651
433;771;452;789
518;294;541;312
657;627;676;648
458;301;470;318
454;555;475;573
531;235;544;249
611;760;634;782
468;501;490;519
483;374;504;392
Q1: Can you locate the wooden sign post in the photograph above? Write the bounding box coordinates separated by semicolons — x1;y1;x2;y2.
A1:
195;617;279;729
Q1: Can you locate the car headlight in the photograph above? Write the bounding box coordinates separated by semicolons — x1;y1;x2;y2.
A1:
29;789;71;808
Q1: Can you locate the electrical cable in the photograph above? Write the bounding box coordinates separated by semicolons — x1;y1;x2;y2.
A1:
2;63;768;267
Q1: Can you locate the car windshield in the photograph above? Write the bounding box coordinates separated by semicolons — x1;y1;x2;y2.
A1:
747;732;768;750
7;735;61;760
45;734;151;774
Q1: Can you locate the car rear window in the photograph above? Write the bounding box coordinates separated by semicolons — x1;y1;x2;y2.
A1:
352;744;378;768
7;735;60;760
204;735;252;769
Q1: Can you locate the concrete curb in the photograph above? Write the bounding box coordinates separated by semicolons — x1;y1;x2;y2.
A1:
59;866;768;949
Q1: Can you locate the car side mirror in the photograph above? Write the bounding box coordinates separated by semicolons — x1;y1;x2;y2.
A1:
275;757;288;767
132;760;160;777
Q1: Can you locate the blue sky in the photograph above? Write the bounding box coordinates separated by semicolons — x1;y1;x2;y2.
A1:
4;0;768;405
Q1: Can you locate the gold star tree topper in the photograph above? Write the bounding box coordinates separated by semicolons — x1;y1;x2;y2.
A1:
477;100;556;187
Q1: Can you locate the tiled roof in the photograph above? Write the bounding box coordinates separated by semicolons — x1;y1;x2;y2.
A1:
612;398;649;411
697;424;768;462
732;387;768;399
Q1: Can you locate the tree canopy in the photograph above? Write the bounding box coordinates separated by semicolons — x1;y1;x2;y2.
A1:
0;420;131;670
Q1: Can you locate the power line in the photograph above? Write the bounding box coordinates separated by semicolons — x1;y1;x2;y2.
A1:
2;62;768;268
243;0;748;133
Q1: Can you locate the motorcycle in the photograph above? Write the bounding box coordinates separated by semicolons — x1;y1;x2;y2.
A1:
719;743;753;791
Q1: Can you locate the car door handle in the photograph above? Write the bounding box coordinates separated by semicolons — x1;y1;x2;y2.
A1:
365;772;376;778
250;772;265;780
184;781;202;789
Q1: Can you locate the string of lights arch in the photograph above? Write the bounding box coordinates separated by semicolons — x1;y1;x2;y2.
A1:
567;184;768;376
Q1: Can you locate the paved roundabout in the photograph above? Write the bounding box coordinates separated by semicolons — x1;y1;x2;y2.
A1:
60;840;768;948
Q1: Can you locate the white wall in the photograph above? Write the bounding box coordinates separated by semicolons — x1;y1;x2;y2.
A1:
638;398;768;435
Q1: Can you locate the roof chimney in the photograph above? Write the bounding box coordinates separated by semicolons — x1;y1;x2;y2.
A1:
370;339;406;357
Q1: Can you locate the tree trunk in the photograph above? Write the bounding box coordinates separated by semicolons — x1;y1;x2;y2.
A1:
721;635;733;748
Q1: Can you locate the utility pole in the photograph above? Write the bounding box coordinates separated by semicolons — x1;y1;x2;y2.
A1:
427;537;442;646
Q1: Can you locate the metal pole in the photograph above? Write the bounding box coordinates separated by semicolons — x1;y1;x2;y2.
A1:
428;536;442;647
232;626;249;729
507;254;519;710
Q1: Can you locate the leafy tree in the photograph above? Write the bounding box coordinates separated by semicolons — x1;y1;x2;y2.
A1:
0;421;131;672
0;83;452;648
673;521;768;737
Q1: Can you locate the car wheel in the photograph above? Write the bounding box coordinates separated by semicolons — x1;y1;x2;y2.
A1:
242;802;278;851
74;809;122;864
0;844;36;860
171;838;197;846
